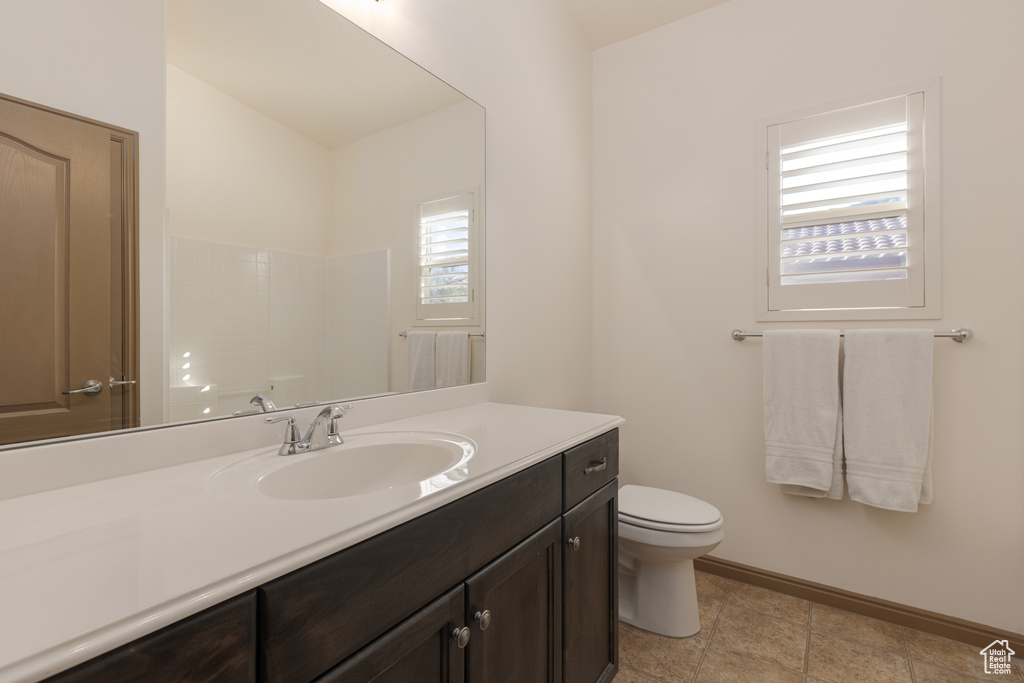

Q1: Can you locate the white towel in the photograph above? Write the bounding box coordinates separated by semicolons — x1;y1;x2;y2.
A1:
763;330;844;499
435;331;470;388
843;329;933;512
406;331;436;391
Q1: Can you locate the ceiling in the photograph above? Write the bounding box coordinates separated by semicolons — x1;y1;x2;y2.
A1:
166;0;732;148
167;0;466;149
559;0;734;49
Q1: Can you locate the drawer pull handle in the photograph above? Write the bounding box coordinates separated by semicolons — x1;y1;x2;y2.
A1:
452;626;471;648
474;609;492;630
584;458;607;475
568;536;581;551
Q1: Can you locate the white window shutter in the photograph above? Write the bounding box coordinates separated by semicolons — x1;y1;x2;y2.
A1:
764;90;931;314
416;192;478;323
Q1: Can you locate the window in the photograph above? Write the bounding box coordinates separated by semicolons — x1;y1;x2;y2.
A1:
757;80;940;320
415;190;480;324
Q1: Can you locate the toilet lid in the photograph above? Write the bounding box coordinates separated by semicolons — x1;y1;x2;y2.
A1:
619;485;722;528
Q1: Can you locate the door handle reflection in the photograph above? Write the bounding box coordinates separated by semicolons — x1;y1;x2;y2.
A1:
62;380;104;396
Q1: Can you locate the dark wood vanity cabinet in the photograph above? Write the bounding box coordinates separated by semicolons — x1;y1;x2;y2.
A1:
304;429;619;683
465;520;563;683
562;483;618;683
561;430;619;683
260;456;563;683
43;591;257;683
317;586;468;683
39;429;619;683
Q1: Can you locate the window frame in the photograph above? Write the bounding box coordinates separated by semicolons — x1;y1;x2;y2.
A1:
413;187;483;327
755;79;941;321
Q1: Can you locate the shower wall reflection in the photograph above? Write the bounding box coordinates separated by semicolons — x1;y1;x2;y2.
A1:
168;239;389;420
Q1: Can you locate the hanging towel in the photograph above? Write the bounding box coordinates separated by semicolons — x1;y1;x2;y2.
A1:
763;330;844;499
406;331;436;392
843;329;933;512
435;331;470;388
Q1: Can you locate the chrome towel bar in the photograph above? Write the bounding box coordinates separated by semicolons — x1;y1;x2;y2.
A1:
399;331;485;338
731;327;972;343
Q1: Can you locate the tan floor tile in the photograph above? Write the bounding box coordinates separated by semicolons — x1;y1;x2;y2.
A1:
696;594;724;640
619;622;706;681
905;629;992;678
695;570;734;601
710;603;806;671
911;660;989;682
810;603;907;655
807;630;913;683
694;641;803;683
613;664;664;682
727;582;810;625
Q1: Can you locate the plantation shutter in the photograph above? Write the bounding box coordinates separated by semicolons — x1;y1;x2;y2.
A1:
766;93;926;312
416;192;477;322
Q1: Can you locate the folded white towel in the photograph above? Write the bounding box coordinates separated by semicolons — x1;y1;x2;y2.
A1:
843;329;933;512
406;331;436;392
763;330;844;499
435;331;470;388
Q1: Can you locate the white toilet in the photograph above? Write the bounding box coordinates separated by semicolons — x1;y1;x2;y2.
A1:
618;484;724;638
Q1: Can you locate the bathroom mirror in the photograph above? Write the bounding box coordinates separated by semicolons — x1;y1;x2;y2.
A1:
1;0;484;449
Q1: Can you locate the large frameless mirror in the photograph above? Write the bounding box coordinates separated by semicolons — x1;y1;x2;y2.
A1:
0;0;484;449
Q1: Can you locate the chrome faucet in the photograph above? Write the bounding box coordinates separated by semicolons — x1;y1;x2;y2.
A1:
250;394;278;412
266;404;353;456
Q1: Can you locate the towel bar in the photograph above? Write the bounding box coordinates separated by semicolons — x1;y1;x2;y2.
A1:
399;331;485;338
731;327;972;343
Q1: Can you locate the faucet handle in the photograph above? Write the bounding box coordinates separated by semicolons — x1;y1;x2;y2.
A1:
266;415;301;456
327;404;353;444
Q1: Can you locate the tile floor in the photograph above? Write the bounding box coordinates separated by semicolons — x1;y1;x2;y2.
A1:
616;570;1023;683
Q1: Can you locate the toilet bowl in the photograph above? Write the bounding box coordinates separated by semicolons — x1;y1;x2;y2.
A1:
618;484;724;638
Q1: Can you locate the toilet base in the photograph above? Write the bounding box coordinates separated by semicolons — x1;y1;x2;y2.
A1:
618;557;700;638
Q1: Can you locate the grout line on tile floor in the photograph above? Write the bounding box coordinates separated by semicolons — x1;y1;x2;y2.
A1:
803;602;814;676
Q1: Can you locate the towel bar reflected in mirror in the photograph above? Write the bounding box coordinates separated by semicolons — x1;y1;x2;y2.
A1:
731;327;973;343
399;331;486;337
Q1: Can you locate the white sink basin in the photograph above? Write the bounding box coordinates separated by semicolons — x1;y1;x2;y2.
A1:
252;431;476;500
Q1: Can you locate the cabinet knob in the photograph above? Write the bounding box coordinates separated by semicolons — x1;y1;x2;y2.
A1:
584;457;607;475
568;536;581;551
474;609;492;631
451;626;471;648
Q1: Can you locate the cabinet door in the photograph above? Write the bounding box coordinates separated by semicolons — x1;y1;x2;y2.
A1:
465;520;562;683
317;586;466;683
563;481;618;683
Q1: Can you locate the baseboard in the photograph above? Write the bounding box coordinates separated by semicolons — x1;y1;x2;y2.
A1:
694;556;1023;653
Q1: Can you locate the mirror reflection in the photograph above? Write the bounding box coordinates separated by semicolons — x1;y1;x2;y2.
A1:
167;0;485;422
0;0;485;448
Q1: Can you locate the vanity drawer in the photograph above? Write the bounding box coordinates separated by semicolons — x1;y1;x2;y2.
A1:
259;456;562;683
563;429;619;511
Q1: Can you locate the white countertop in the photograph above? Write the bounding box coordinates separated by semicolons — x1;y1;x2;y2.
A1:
0;402;623;683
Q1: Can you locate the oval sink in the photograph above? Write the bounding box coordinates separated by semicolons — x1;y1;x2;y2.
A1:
255;431;475;500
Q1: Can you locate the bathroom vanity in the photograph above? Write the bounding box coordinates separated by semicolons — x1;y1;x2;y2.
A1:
0;402;622;683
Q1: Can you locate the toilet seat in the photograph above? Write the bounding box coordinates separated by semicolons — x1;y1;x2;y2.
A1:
619;485;723;533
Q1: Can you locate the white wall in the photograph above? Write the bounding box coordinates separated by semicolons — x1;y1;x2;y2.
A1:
331;99;485;390
166;64;332;255
593;0;1024;633
326;0;595;410
0;0;167;427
